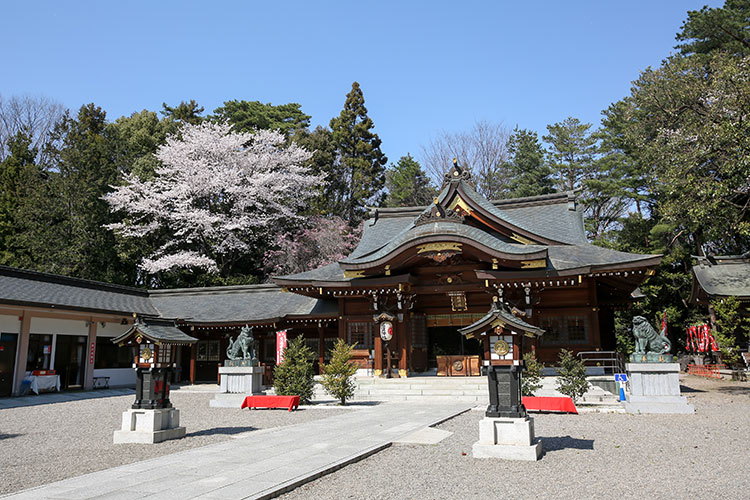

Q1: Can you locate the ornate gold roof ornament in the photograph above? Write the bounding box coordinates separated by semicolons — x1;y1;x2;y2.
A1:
414;197;464;226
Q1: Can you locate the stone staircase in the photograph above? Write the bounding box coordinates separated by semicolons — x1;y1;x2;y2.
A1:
309;375;622;408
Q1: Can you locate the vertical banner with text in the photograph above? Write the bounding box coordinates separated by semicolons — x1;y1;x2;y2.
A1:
276;330;287;365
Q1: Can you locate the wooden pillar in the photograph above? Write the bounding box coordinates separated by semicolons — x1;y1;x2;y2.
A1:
483;335;490;362
189;343;196;385
13;313;31;395
397;316;408;377
318;325;325;375
589;278;601;349
84;320;97;390
374;333;383;376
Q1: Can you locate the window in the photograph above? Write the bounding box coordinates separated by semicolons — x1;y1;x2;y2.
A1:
347;322;372;350
539;314;590;345
95;337;135;369
197;340;220;361
26;334;52;371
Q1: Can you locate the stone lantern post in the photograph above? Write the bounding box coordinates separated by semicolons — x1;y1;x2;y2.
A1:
111;318;197;444
458;299;545;460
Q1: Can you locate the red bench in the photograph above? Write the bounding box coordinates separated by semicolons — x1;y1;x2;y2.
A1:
522;396;578;414
241;395;300;412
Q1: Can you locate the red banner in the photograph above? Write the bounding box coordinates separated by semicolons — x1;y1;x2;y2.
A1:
276;330;287;365
89;341;95;365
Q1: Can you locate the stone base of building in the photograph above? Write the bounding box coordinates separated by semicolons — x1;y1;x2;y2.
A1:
113;408;185;444
624;362;694;414
218;365;264;394
472;416;542;461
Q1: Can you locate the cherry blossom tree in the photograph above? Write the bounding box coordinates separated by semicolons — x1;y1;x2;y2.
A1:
263;216;361;276
104;121;323;276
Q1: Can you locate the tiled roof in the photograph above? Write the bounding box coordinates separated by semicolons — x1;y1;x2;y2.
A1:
341;221;547;266
0;265;156;316
112;318;197;345
692;254;750;299
149;284;337;324
458;302;544;337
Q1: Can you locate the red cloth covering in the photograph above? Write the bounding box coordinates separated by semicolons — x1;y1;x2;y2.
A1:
522;396;578;414
241;395;300;412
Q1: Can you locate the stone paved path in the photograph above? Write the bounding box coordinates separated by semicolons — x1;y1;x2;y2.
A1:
0;388;135;410
2;402;471;500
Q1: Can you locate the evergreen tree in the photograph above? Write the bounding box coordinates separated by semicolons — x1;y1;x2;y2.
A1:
521;352;544;397
0;130;37;265
505;128;554;198
161;100;204;125
384;154;436;207
676;0;750;56
321;339;358;405
329;82;388;224
213;100;311;138
109;109;176;179
291;126;339;216
555;349;589;403
273;336;315;404
543;117;597;192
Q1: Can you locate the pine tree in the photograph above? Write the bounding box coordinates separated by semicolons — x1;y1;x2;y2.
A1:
555;349;589;403
161;100;204;125
321;339;358;405
273;336;315;404
506;128;554;198
329;82;388;223
543;117;598;192
384;154;437;207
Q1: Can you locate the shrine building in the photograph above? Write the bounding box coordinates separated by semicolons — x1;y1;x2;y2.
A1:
0;163;661;396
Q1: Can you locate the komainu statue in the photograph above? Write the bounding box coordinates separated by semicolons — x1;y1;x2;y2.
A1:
227;325;256;360
632;316;671;359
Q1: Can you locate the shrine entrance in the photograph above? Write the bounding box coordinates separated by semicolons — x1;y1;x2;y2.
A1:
428;326;483;376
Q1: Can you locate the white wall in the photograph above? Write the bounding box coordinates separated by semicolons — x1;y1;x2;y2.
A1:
96;322;131;338
30;317;88;336
93;368;135;387
0;314;21;334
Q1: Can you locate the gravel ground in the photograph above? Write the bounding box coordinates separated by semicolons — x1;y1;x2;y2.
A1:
282;376;750;500
0;391;347;495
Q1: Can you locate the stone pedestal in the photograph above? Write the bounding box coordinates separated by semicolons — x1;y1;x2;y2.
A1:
113;408;185;444
210;365;265;408
624;362;694;414
472;416;542;461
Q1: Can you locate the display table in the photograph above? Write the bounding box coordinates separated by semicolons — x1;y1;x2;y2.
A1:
241;395;299;412
25;375;60;394
522;396;577;414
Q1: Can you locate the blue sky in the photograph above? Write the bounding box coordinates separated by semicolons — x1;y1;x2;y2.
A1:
2;1;722;165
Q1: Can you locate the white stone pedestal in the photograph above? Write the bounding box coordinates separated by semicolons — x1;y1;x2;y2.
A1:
624;363;694;414
472;416;542;461
113;408;186;444
210;365;265;408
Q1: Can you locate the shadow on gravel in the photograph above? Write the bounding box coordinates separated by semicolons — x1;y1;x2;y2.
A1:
680;385;705;393
0;433;23;441
187;426;257;437
540;435;594;453
716;386;750;395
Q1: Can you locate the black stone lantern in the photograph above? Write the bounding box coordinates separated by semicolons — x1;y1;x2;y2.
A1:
112;318;197;410
459;299;545;418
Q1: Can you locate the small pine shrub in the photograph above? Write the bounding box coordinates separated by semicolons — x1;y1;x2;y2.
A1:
521;352;544;396
273;336;315;404
555;349;589;403
321;339;358;405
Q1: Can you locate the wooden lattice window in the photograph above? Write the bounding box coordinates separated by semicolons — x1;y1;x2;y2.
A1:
539;315;589;345
197;340;220;361
347;322;372;350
